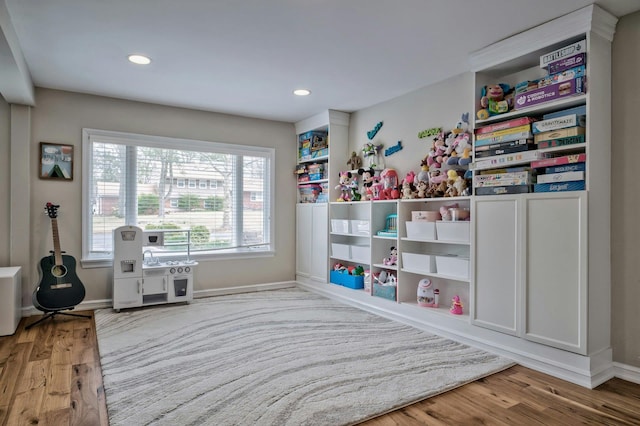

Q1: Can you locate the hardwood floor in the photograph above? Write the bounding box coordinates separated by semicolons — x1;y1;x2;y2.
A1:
1;313;640;426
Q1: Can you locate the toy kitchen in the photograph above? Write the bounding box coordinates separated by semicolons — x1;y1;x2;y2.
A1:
112;225;197;312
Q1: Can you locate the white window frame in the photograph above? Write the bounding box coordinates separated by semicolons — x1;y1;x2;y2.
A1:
81;128;275;268
188;178;196;189
199;180;208;189
177;178;185;188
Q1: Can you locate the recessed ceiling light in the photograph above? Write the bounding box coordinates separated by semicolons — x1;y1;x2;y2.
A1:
293;89;311;96
128;54;151;65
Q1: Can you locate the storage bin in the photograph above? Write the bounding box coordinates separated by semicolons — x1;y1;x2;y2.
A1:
412;211;441;222
435;255;470;279
350;220;370;236
373;283;397;301
350;245;370;263
435;221;470;242
331;243;350;259
330;271;365;289
401;252;436;273
331;219;350;234
405;221;437;240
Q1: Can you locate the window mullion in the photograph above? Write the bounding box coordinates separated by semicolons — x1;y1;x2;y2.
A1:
125;146;137;225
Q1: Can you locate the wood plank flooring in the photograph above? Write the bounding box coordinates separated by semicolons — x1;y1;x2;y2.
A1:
1;312;639;425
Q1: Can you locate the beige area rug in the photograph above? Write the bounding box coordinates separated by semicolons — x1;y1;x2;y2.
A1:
95;287;514;425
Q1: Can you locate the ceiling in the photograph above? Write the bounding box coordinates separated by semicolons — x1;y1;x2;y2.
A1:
2;0;639;123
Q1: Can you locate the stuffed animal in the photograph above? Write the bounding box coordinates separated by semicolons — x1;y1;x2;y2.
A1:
477;83;513;119
358;167;376;200
335;171;355;202
383;247;398;266
415;180;429;198
401;180;415;199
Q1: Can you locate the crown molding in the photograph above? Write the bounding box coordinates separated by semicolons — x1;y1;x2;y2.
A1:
469;4;618;72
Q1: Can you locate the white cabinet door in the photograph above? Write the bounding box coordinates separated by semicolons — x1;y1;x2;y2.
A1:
524;193;587;354
143;275;167;295
113;277;142;309
296;203;328;282
296;204;312;277
309;203;328;282
473;196;521;335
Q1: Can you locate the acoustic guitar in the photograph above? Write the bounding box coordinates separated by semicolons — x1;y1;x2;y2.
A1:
33;203;86;311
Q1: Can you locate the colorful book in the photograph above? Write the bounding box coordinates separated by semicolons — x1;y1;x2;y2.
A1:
530;153;587;169
475;185;531;195
532;114;586;134
474;117;537;135
533;181;585;193
536;171;585;184
475;143;535;159
534;127;585;143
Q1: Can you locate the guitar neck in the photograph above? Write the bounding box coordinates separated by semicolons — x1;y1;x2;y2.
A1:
51;218;63;266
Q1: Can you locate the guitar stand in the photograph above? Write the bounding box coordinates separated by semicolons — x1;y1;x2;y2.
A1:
25;310;92;330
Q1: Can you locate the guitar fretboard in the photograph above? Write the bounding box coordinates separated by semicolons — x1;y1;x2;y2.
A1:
51;218;63;266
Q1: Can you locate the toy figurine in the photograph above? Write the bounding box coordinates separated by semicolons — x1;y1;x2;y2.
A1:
362;142;384;168
379;168;400;199
450;295;464;315
383;246;398;266
347;151;362;170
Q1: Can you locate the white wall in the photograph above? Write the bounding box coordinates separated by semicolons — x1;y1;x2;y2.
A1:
23;88;297;304
348;72;473;175
611;10;640;368
0;95;9;265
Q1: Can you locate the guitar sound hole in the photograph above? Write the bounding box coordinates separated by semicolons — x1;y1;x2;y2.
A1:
51;264;67;278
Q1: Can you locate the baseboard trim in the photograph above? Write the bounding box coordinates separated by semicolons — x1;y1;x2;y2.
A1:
613;362;640;385
20;281;298;317
296;281;617;389
21;299;113;317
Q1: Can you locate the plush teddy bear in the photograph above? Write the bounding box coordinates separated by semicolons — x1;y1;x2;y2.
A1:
477;83;513;119
415;180;429;198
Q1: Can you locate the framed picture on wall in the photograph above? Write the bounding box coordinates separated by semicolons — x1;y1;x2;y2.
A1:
40;142;73;180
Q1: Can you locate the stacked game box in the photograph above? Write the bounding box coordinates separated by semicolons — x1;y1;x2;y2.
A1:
473;117;542;172
531;152;586;193
513;39;587;110
475;117;537;157
532;104;586;149
473;167;533;195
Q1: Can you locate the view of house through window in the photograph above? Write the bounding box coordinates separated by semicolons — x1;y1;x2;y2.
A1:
82;129;273;263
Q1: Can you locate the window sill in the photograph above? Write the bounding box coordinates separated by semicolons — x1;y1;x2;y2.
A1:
81;249;275;269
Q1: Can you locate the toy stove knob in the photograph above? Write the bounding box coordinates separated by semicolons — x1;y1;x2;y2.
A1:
170;268;176;274
185;266;191;273
177;267;184;273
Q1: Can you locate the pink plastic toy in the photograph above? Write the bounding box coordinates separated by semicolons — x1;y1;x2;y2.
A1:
450;295;464;315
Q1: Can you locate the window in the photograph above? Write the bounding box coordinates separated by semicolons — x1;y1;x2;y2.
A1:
82;128;274;267
210;180;218;189
199;180;207;189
